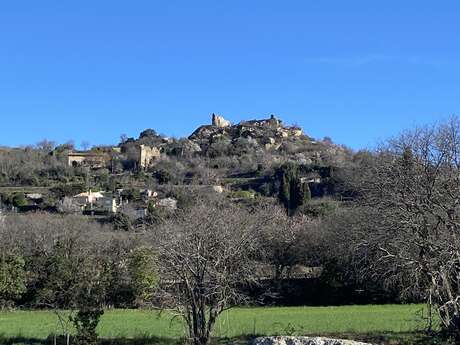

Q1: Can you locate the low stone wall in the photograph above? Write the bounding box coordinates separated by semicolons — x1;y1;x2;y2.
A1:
251;336;373;345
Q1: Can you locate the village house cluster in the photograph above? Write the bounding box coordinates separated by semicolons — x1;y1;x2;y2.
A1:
70;188;176;216
0;188;179;221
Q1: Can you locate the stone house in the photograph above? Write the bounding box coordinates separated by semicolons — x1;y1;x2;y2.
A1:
239;115;282;128
73;191;104;205
301;172;322;184
25;193;43;204
156;197;178;210
67;151;112;169
73;191;118;213
68;145;160;171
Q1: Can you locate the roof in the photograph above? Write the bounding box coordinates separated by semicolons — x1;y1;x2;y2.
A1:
68;151;108;157
26;193;43;199
73;191;105;199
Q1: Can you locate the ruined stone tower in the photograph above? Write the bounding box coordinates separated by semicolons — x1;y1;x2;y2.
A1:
211;113;231;128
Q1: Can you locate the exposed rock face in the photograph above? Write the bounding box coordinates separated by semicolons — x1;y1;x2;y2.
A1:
190;115;304;144
189;125;225;141
182;140;202;153
212;113;231;128
185;114;352;164
251;337;372;345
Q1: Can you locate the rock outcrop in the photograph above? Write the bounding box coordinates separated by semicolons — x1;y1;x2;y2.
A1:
251;337;372;345
186;114;348;166
190;115;304;143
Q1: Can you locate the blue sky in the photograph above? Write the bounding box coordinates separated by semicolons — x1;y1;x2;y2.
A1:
1;1;459;149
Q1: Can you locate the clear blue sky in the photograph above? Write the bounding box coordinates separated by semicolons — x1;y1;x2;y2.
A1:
1;1;459;149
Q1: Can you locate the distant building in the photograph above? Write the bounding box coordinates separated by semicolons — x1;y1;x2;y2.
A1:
73;191;105;205
138;145;161;169
73;191;118;213
300;172;322;184
68;151;111;169
156;197;178;210
240;115;282;128
140;189;158;200
25;193;43;202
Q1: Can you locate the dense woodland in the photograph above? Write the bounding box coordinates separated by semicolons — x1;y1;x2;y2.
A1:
2;116;460;344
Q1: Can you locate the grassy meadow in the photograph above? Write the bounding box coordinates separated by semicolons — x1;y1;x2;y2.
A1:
0;304;433;344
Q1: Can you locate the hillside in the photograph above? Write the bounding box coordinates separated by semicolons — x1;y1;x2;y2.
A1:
0;114;355;226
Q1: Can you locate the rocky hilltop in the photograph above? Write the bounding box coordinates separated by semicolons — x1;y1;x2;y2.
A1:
63;113;348;175
190;114;305;148
186;114;348;166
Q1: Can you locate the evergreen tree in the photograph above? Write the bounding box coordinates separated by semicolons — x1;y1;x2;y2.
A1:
278;163;311;214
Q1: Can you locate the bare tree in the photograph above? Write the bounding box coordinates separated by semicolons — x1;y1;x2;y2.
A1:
0;146;70;186
81;141;91;151
36;139;56;152
120;134;128;144
255;205;321;281
0;213;113;345
57;197;82;214
356;117;460;337
151;199;260;345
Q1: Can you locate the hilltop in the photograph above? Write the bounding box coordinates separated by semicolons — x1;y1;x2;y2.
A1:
131;113;349;166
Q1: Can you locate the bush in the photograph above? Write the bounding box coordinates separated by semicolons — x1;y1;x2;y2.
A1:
231;190;256;199
120;188;141;202
12;193;28;207
154;169;174;184
0;253;27;307
50;183;86;199
207;140;231;158
298;198;339;218
71;309;104;345
127;247;158;306
110;213;132;231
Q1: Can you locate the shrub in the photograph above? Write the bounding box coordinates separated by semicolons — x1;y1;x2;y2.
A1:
127;247;158;306
50;183;86;199
110;213;132;231
298;198;339;218
0;253;27;307
120;188;141;202
231;190;256;199
71;309;104;345
12;193;28;207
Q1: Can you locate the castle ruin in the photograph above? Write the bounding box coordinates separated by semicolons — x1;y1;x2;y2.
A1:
212;113;231;128
139;145;161;169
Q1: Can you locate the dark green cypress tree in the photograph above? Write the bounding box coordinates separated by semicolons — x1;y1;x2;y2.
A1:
278;163;311;215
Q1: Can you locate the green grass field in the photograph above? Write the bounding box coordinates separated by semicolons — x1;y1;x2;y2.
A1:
0;304;429;341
